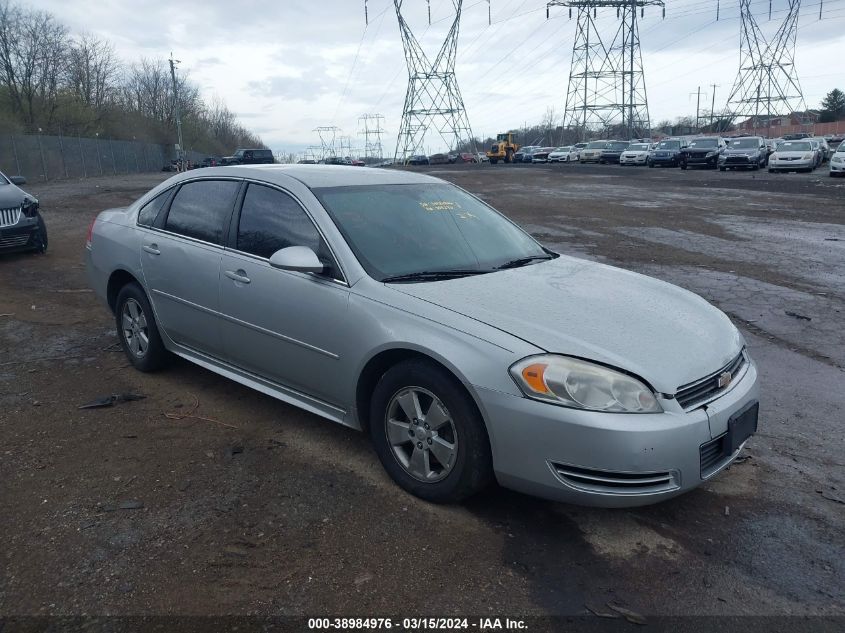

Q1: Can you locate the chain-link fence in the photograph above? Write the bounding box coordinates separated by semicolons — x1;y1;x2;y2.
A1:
0;133;207;182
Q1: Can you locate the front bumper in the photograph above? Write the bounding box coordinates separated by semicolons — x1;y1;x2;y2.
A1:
620;155;647;165
830;160;845;174
0;216;40;252
769;158;813;170
476;358;759;507
650;154;678;165
683;153;718;166
720;155;760;168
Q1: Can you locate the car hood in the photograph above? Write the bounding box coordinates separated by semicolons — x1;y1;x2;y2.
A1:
389;256;743;393
0;184;30;208
774;151;811;157
724;148;761;154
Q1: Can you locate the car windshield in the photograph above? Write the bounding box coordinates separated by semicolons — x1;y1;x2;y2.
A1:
607;142;629;150
586;141;606;149
688;139;718;148
628;144;650;151
655;141;681;149
0;171;9;185
729;139;760;149
315;184;550;281
778;141;811;151
556;147;571;151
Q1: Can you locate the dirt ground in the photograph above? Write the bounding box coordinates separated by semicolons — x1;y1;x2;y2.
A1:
1;163;843;620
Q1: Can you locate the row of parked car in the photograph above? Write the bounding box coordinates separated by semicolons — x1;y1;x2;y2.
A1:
515;134;845;176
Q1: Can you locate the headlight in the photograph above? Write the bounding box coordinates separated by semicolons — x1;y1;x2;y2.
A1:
21;197;39;218
510;355;662;413
833;156;843;163
705;151;716;158
803;153;813;160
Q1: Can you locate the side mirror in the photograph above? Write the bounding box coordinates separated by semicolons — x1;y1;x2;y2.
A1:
10;176;26;186
269;246;324;274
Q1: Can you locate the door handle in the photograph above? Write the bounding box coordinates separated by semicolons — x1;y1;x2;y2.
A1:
224;269;251;284
142;243;160;255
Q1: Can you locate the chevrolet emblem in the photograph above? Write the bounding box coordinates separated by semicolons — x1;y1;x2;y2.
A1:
717;371;733;389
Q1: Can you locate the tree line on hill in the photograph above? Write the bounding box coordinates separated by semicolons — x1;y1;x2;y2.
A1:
0;0;264;156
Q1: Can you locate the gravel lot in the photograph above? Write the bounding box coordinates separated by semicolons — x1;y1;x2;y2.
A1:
1;163;843;620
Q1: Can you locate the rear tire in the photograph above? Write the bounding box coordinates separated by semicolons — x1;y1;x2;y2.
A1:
369;359;493;503
115;283;169;372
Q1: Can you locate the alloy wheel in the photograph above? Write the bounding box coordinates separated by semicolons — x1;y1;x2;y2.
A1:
385;387;458;483
121;298;149;358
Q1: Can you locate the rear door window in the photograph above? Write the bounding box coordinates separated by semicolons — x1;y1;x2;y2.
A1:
164;180;240;245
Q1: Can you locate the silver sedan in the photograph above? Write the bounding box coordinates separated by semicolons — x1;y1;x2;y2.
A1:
86;166;759;507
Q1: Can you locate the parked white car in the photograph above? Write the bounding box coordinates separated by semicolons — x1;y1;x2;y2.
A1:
830;141;845;177
548;146;576;163
619;143;652;166
768;140;816;173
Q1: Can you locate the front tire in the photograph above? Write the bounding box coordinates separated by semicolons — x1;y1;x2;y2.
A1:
115;283;169;372
31;214;48;253
369;359;493;503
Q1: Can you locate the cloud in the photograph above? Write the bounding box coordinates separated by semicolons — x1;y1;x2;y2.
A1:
23;0;845;155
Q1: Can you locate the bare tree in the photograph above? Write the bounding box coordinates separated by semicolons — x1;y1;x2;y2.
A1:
0;0;69;130
67;33;120;111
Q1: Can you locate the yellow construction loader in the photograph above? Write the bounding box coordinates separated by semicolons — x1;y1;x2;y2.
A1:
486;133;520;164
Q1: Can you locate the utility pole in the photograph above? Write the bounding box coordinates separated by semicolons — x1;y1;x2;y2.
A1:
548;1;665;141
690;87;702;131
710;84;718;131
169;53;184;167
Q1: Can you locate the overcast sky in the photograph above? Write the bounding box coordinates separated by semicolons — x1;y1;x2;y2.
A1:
27;0;845;156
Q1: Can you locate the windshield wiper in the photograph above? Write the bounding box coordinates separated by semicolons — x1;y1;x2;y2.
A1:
495;255;554;270
382;270;488;283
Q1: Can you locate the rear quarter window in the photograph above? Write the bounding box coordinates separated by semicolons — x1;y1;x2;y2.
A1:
137;190;171;227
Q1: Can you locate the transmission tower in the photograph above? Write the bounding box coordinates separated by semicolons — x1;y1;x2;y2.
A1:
725;0;808;134
393;0;477;163
359;113;386;161
314;126;341;160
548;1;664;141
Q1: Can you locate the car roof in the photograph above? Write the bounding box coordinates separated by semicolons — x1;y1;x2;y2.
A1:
171;164;441;189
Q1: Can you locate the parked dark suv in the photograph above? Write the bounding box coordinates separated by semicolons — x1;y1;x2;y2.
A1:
719;137;768;171
0;171;47;254
221;148;274;165
679;137;726;169
648;138;687;167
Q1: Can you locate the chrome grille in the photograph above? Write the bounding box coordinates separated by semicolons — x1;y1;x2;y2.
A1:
675;351;747;410
551;462;678;495
0;206;21;228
